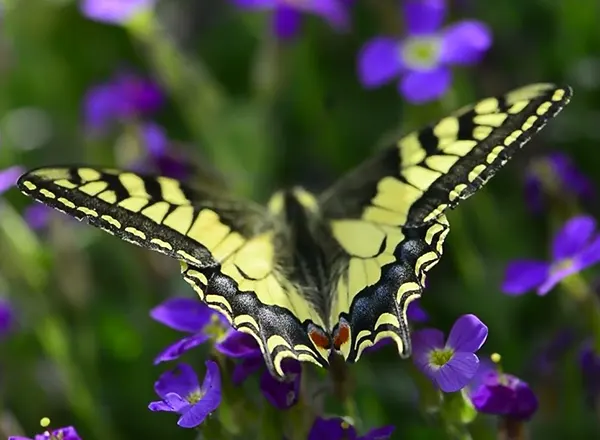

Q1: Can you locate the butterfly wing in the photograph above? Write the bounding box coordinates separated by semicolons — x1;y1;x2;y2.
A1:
319;83;572;363
17;166;329;377
320;83;572;228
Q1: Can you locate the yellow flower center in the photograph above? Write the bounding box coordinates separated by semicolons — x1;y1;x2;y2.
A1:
186;389;203;405
205;314;227;341
429;347;454;368
401;36;442;70
551;258;574;274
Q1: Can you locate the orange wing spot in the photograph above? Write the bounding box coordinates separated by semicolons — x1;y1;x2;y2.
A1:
308;324;331;350
333;320;351;350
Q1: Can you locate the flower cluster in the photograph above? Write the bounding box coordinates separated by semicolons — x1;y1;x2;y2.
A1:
148;297;307;426
9;421;81;440
524;152;594;213
82;70;190;181
469;357;538;421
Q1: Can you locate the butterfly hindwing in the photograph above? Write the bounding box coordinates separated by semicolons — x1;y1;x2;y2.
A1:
327;215;449;363
319;83;572;228
180;260;330;377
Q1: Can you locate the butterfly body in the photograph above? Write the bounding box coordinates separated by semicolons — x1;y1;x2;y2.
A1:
17;83;572;378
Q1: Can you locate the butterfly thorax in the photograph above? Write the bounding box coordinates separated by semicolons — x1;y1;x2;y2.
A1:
267;187;337;322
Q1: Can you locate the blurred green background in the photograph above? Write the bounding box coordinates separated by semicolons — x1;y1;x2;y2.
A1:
1;0;599;439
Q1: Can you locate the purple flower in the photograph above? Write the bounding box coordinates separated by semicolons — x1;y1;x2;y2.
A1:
231;0;350;40
149;361;221;428
412;314;488;392
357;0;491;103
407;298;429;323
80;0;156;25
469;366;538;420
9;426;82;440
525;152;594;213
83;71;163;133
150;297;258;364
579;340;600;407
528;328;576;377
233;352;302;410
0;167;52;230
502;215;600;296
134;123;191;180
308;417;394;440
24;204;52;231
0;298;14;335
0;166;24;194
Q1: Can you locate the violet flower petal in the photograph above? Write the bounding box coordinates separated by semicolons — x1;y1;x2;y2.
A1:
154;363;200;400
0;166;24;194
501;260;550;296
446;314;488;352
231;0;276;8
436;351;479;392
403;0;445;35
357;37;403;88
308;418;350;440
551;215;596;261
399;66;451;103
215;330;261;358
154;333;211;364
439;20;491;65
273;5;303;40
81;0;156;25
361;424;395;440
150;298;214;332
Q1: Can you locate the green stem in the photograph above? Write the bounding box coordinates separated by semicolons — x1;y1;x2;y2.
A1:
560;274;600;353
127;12;276;199
0;205;119;440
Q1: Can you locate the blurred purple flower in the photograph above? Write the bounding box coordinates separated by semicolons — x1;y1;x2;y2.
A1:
469;363;538;420
24;203;52;231
0;166;24;194
407;298;429;323
357;0;491;103
412;314;488;392
525;152;594;213
135;123;191;180
84;71;163;133
149;361;221;428
81;0;156;25
141;122;168;158
0;298;14;335
0;166;52;231
231;0;350;40
502;215;600;296
233;352;302;410
579;340;600;407
528;328;576;377
308;417;394;440
9;426;82;440
150;297;258;364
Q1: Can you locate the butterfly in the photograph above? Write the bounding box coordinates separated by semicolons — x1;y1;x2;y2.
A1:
17;83;572;378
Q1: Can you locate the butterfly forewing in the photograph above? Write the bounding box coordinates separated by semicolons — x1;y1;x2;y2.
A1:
319;83;572;228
